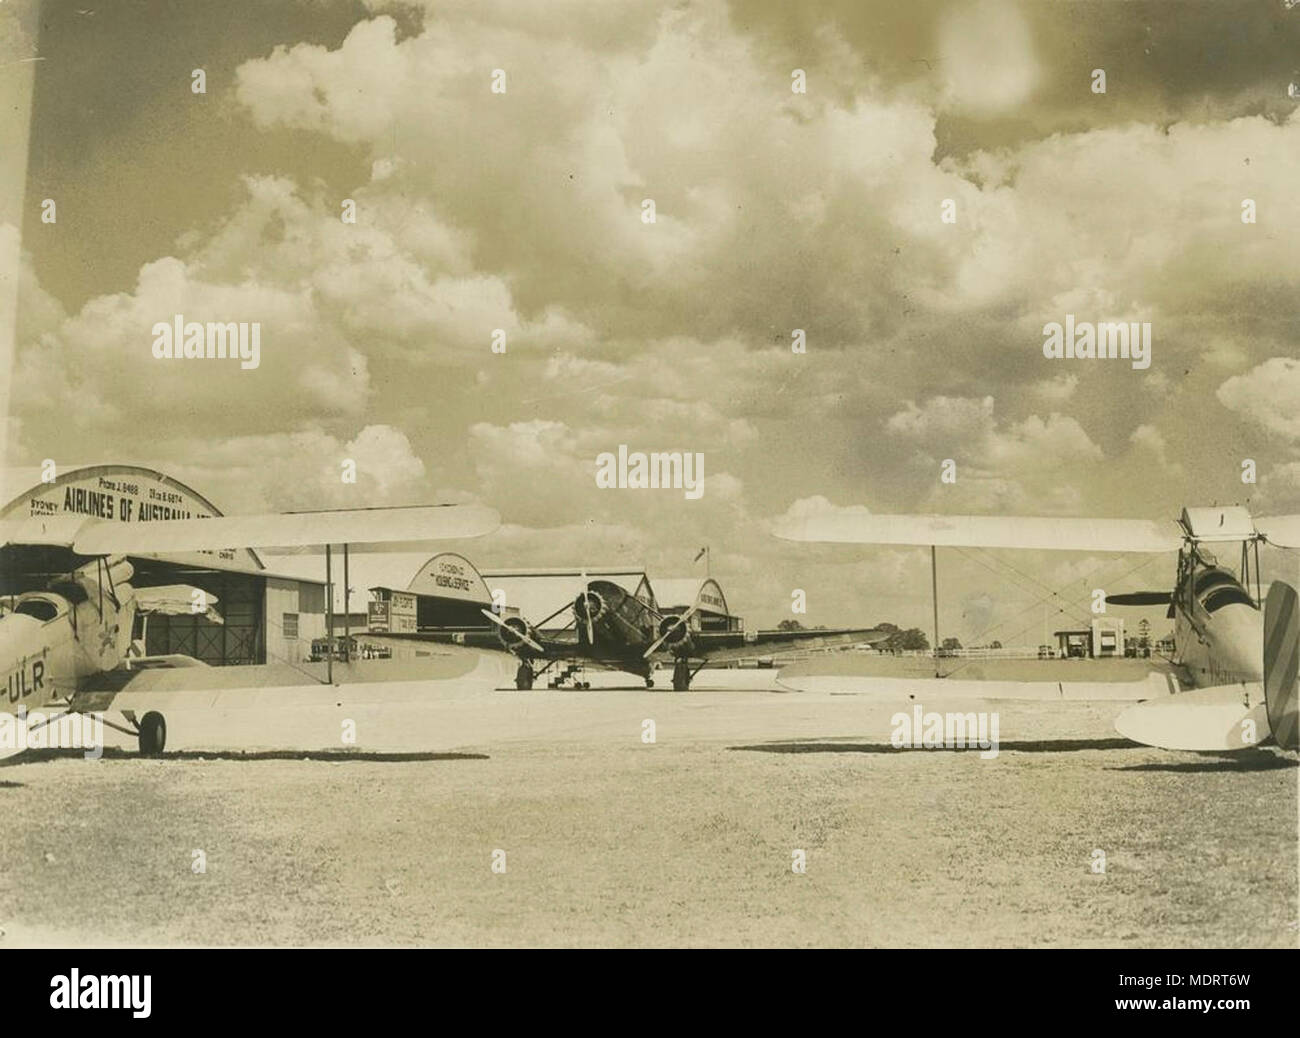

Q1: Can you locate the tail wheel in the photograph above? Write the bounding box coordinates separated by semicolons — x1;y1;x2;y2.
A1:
138;711;166;756
515;664;534;691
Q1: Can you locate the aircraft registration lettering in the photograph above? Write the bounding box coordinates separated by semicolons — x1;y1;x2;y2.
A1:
5;658;45;704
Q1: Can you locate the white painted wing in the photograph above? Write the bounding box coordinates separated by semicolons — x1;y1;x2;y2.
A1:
775;672;1173;701
0;514;87;549
71;504;499;554
773;512;1182;552
1113;683;1268;751
1256;514;1300;549
133;585;223;623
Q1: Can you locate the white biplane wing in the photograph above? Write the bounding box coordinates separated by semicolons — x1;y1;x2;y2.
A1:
2;504;499;558
1255;514;1300;549
773;511;1183;553
72;504;499;554
1112;683;1268;751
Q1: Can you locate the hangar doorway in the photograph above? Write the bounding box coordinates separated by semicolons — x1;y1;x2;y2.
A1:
133;564;265;665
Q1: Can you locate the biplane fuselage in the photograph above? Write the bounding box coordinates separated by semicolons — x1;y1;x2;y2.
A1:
1170;564;1263;688
1;575;133;719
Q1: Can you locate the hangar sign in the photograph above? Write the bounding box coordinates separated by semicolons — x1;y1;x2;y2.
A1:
12;470;218;524
369;590;417;634
0;465;257;568
407;553;493;605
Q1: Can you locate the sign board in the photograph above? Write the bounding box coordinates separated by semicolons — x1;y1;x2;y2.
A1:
389;590;417;634
0;464;259;569
407;552;492;605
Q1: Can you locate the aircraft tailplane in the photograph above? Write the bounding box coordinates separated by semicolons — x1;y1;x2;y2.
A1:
1263;581;1300;751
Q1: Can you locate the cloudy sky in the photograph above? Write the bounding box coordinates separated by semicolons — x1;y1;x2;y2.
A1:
4;0;1300;639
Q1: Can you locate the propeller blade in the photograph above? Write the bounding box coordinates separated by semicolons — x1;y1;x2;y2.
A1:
479;607;545;654
643;606;698;659
580;570;594;646
1106;591;1173;606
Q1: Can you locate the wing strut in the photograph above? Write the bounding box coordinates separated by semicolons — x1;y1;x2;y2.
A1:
931;545;940;679
326;545;334;685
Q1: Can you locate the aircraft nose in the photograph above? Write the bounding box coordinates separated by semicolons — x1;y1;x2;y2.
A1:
573;589;604;622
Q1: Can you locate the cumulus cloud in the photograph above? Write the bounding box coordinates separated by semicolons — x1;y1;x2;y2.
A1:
937;0;1041;115
1217;358;1300;443
13;0;1300;627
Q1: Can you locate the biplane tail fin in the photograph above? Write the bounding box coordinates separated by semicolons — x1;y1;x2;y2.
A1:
1263;581;1300;751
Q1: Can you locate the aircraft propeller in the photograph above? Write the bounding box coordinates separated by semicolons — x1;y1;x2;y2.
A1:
1105;591;1173;606
643;605;699;659
573;569;597;646
478;607;545;654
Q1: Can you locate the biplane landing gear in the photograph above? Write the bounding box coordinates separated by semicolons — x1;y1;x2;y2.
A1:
105;710;167;756
138;712;166;756
672;658;691;692
125;711;166;756
515;663;535;691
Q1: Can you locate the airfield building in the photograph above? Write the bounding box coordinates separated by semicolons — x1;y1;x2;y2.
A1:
0;463;328;666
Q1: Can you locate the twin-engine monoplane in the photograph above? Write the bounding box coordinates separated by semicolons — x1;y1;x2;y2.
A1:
393;568;890;691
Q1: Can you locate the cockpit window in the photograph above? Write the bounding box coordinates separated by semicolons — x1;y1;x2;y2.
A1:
13;599;59;621
1194;569;1237;595
1203;585;1255;613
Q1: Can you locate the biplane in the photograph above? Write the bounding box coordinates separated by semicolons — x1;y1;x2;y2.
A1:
0;504;498;757
774;505;1300;752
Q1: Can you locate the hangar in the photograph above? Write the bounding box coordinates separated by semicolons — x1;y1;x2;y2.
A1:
0;464;328;666
650;577;741;634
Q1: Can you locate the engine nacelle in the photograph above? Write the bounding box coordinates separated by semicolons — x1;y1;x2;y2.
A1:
573;590;606;624
656;614;693;653
497;615;539;652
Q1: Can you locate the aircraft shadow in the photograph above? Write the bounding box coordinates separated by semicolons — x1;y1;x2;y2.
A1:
2;748;489;766
1110;750;1298;773
0;780;25;788
729;737;1134;755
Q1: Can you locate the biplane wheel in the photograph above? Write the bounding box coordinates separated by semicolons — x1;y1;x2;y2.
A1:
645;678;654;688
515;664;534;691
138;711;166;756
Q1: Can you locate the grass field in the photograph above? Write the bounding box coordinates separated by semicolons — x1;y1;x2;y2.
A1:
1;671;1295;947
